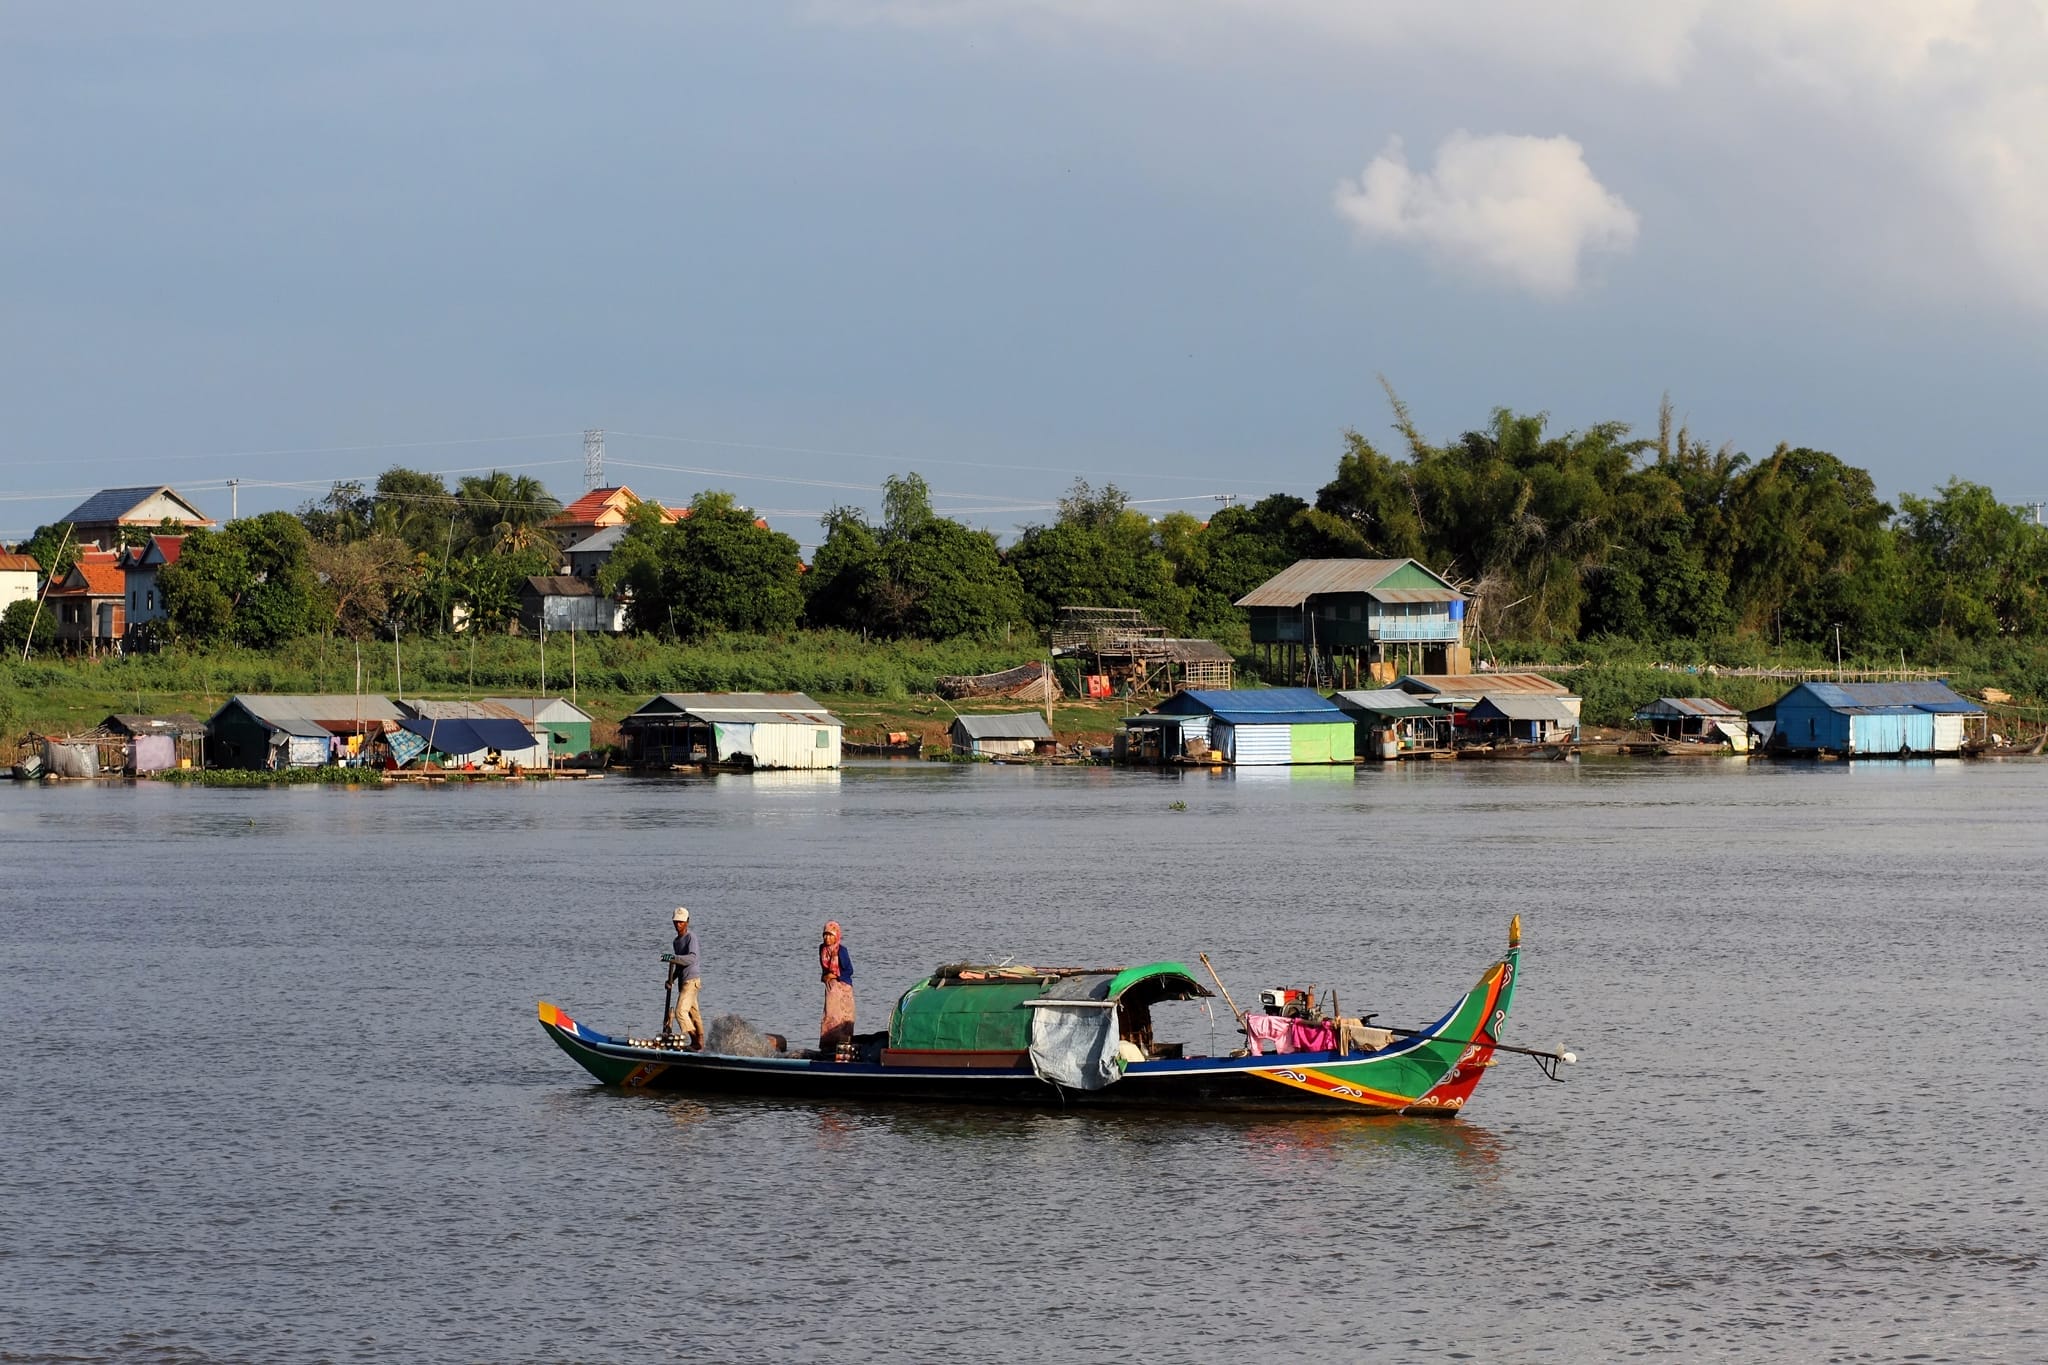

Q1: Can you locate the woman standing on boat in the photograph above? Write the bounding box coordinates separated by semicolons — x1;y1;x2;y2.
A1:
819;921;855;1051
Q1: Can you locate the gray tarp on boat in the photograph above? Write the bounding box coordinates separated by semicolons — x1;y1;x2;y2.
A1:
1026;975;1124;1091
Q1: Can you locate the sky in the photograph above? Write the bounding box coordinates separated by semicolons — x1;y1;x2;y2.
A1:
7;1;2048;548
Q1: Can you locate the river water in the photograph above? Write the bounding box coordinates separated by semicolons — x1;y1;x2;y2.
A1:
2;759;2042;1362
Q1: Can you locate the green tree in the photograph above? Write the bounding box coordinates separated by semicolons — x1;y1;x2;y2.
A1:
159;512;322;647
1724;445;1905;650
368;468;460;555
804;474;1024;638
17;522;79;580
455;471;562;556
1896;480;2048;639
0;598;57;652
604;493;802;637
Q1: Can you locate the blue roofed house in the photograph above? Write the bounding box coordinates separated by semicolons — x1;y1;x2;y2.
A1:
1758;681;1987;757
1121;688;1354;766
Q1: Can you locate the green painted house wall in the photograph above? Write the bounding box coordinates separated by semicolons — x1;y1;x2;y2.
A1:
1288;722;1355;764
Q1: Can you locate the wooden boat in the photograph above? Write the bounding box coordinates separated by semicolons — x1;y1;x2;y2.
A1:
538;920;1531;1115
845;733;924;759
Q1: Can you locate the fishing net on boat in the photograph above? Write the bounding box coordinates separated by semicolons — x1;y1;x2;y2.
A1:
704;1014;783;1057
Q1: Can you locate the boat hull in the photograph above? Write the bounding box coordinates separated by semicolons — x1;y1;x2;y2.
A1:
540;946;1518;1117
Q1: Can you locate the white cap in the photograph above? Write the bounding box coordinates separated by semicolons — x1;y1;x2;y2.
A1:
672;906;690;923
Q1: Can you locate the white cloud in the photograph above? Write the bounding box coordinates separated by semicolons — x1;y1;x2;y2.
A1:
1333;133;1638;296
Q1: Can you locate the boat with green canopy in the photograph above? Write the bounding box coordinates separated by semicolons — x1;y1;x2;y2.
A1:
538;918;1547;1115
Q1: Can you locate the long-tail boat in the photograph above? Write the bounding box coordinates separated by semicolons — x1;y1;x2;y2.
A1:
537;918;1547;1115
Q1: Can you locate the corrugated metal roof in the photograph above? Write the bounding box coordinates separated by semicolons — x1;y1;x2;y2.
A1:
0;553;40;573
1634;696;1743;720
1398;673;1570;697
626;692;843;727
484;697;593;723
217;694;405;726
1158;688;1347;726
952;712;1054;740
1234;559;1415;608
1794;681;1984;715
524;575;594;597
1159;638;1234;663
401;699;530;722
1330;689;1447;719
104;712;205;737
564;525;628;554
1361;587;1465;604
1470;694;1580;723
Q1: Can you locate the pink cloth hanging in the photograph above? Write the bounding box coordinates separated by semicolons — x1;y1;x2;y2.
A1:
1242;1013;1294;1056
1288;1019;1337;1053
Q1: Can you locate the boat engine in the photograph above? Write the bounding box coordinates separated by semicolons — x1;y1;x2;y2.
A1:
1259;987;1308;1016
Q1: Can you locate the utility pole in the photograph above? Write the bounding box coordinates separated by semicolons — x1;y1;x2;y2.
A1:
583;429;605;492
1834;623;1842;671
227;478;240;521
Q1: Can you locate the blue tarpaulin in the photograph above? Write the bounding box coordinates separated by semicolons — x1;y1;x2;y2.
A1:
397;717;536;757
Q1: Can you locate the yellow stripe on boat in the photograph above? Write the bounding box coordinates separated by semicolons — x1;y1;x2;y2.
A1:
1251;1065;1416;1108
537;1001;571;1029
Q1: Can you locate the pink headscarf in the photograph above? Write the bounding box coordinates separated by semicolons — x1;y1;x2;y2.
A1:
820;922;843;980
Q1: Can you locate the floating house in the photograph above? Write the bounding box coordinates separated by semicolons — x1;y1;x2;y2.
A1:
1236;558;1468;686
1755;681;1986;757
484;697;594;757
1634;697;1749;752
397;700;550;768
1121;688;1353;766
950;712;1054;757
1466;694;1580;745
1329;688;1454;760
102;713;206;773
206;694;404;770
620;692;843;770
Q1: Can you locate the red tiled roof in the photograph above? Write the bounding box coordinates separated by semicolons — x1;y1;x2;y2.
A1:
0;552;40;573
547;486;681;528
51;552;125;597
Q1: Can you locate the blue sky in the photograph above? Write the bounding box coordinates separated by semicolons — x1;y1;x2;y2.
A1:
7;2;2048;546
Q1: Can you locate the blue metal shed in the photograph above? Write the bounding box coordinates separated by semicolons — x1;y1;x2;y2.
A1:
1767;681;1983;757
1152;689;1354;765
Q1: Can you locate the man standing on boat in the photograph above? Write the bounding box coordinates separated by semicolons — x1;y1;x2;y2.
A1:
664;907;702;1050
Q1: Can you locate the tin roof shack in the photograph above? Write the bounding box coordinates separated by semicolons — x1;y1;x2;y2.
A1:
1761;681;1986;758
398;700;549;769
1130;688;1354;766
621;692;843;770
1634;697;1750;752
950;712;1054;757
517;576;626;634
102;713;205;773
206;694;403;770
1237;559;1468;687
1330;688;1453;761
1467;694;1581;745
483;697;594;757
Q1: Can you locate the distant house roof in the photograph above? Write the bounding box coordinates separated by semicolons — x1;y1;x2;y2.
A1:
483;697;593;724
0;552;40;573
1157;687;1348;726
1159;638;1234;663
1235;558;1462;608
1786;680;1985;716
47;552;124;598
1634;697;1743;721
565;525;629;555
523;575;595;598
1470;694;1581;724
951;712;1055;741
1329;688;1447;720
624;692;842;727
60;486;214;529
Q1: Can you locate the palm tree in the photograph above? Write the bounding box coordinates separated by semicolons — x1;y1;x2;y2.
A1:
456;472;562;555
